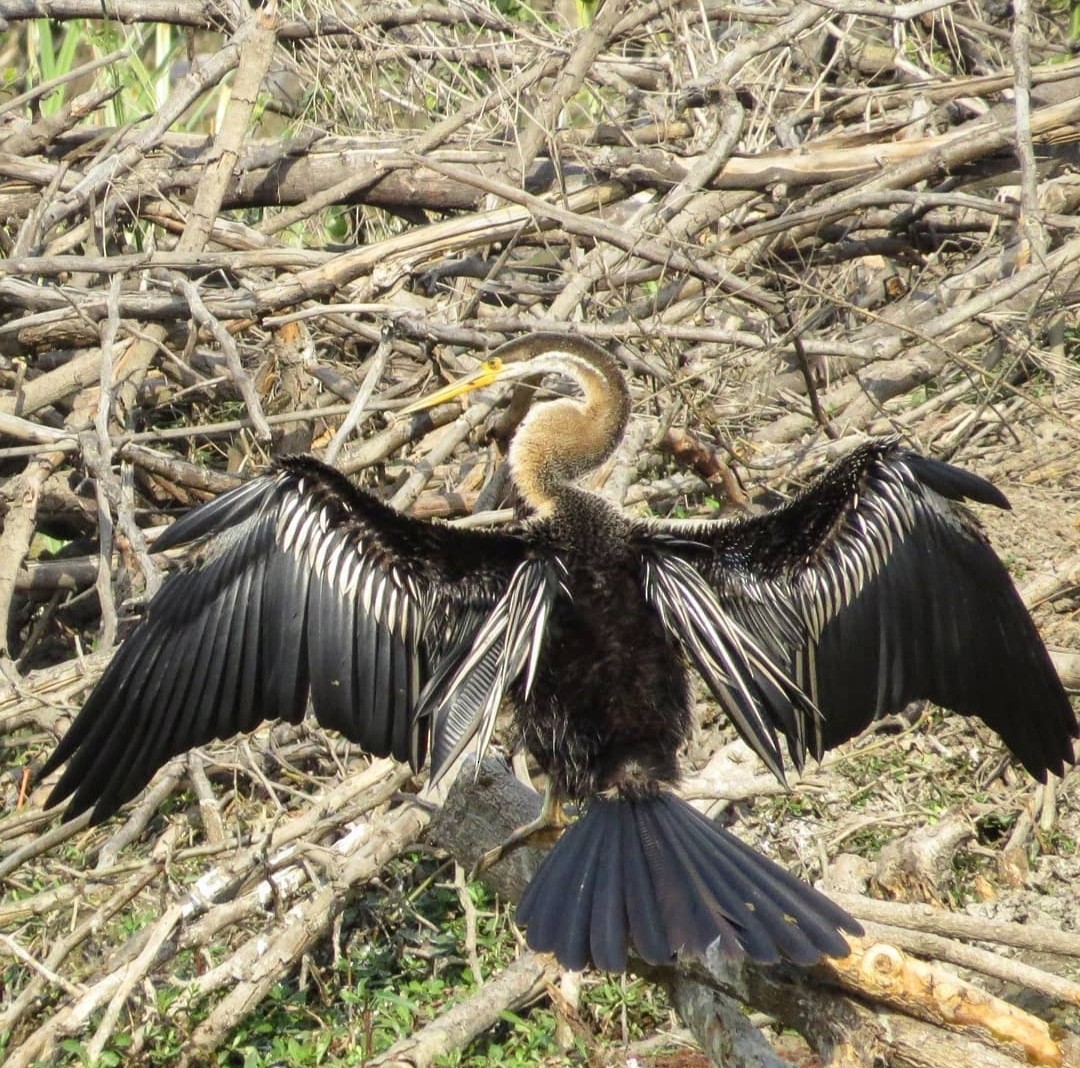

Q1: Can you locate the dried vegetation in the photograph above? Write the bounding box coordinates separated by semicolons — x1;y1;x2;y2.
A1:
1;0;1079;1065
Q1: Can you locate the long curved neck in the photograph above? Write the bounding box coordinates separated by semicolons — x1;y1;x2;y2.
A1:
502;337;631;516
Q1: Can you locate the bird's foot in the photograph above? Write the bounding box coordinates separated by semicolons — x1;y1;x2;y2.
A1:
472;796;568;876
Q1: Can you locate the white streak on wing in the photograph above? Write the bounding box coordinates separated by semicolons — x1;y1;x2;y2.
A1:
451;613;509;683
847;538;868;597
861;498;895;556
385;585;400;633
522;601;546;700
803;570;825;637
312;527;335;578
278;496;307;553
293;506;320;558
332;537;358;596
833;552;852;611
372;575;387;620
842;546;858;605
341;546;362;598
424;560;555;780
325;536;347;590
361;567;376;615
508;565;553;702
643;555;811;776
811;466;929;628
820;557;837;622
880;476;917;530
474;563;553;768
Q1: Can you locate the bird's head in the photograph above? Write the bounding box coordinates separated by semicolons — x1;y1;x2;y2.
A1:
402;333;631;515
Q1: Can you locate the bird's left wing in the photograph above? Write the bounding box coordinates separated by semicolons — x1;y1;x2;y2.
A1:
643;439;1076;781
39;456;541;823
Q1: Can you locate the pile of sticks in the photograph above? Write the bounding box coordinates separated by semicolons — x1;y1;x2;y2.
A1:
2;0;1079;1064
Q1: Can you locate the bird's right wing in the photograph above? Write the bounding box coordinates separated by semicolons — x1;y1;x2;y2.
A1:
644;440;1076;782
39;456;537;823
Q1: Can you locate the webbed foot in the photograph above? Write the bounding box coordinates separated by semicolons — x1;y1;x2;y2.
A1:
472;789;568;875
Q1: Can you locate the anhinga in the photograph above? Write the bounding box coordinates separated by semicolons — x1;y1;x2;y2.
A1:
40;333;1076;972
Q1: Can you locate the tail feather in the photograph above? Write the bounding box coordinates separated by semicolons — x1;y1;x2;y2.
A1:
619;806;673;965
650;797;846;964
555;804;608;972
517;791;860;971
647;798;790;962
589;805;628;971
521;795;610;971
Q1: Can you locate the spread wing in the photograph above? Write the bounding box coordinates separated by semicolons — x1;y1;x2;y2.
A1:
40;456;555;823
643;439;1076;781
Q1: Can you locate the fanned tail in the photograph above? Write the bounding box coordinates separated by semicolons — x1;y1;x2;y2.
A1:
516;791;860;972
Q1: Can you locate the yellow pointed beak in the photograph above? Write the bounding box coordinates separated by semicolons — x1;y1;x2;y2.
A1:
399;358;506;414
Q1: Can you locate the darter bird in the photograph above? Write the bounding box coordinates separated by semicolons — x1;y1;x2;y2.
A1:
39;332;1077;971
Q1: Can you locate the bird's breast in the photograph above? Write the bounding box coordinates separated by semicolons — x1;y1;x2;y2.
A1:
515;551;693;800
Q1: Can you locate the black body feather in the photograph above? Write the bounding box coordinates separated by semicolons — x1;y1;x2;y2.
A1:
38;337;1076;973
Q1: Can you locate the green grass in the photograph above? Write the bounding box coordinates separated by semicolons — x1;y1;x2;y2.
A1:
210;857;674;1067
23;19;216;127
6;853;674;1068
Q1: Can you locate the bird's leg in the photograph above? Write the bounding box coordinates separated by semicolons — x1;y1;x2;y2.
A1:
473;783;568;875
